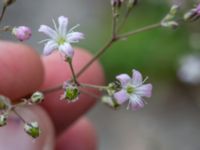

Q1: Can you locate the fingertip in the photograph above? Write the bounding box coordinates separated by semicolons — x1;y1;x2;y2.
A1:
56;117;97;150
0;41;44;100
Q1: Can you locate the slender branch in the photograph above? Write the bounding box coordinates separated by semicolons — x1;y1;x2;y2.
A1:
12;108;26;123
112;11;117;37
80;83;107;90
117;23;161;39
79;89;100;99
67;59;79;85
76;38;116;78
117;8;132;32
0;5;7;23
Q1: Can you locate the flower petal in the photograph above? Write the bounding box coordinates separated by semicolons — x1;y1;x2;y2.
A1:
58;16;68;36
132;69;143;86
114;90;129;104
116;74;131;87
43;40;58;56
129;95;144;111
67;32;84;43
38;25;57;39
59;43;74;58
136;84;152;98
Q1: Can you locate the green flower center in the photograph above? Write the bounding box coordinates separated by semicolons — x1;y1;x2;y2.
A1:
126;85;135;94
57;37;66;45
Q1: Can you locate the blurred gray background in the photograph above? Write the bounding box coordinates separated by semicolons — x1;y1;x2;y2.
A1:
2;0;200;149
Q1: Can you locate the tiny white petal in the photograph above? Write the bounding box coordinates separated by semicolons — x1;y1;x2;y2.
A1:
43;40;58;55
38;25;57;39
114;89;129;104
136;84;152;98
67;32;84;43
116;74;131;87
132;69;143;86
58;16;68;36
59;43;74;58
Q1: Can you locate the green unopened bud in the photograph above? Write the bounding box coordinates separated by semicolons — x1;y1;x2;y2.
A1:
24;122;40;138
162;5;179;22
161;21;179;29
0;95;11;110
3;0;16;6
107;82;121;96
102;96;120;109
30;91;44;104
127;0;138;8
63;85;79;102
0;115;7;127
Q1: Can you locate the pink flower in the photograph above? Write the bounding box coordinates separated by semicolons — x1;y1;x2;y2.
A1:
114;69;152;111
12;26;32;41
38;16;84;58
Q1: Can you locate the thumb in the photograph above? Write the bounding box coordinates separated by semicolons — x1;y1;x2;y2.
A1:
0;106;55;150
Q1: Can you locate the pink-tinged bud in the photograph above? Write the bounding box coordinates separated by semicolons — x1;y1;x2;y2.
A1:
12;26;32;41
111;0;123;8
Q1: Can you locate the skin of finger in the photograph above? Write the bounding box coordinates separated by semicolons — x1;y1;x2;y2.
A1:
41;49;105;134
0;106;55;150
0;41;44;100
56;117;97;150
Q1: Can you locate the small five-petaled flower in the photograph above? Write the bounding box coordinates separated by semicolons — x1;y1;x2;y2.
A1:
38;16;84;58
114;69;152;111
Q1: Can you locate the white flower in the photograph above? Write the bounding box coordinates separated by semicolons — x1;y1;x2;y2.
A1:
38;16;84;58
114;69;152;111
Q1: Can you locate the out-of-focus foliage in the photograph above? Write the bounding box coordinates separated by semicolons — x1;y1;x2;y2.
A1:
81;0;192;82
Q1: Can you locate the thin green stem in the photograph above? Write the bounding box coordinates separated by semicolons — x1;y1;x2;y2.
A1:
0;5;7;23
76;38;116;78
112;9;117;37
12;108;26;123
80;83;107;91
117;8;132;32
79;89;100;99
117;23;161;39
67;59;79;85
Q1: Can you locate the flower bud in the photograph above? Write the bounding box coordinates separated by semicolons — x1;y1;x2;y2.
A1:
24;122;40;138
12;26;32;41
62;83;79;102
162;5;179;22
111;0;123;8
3;0;16;6
102;96;120;109
107;82;121;96
183;9;197;21
161;21;179;29
0;95;11;110
0;115;7;127
30;91;44;104
183;3;200;22
161;5;179;29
